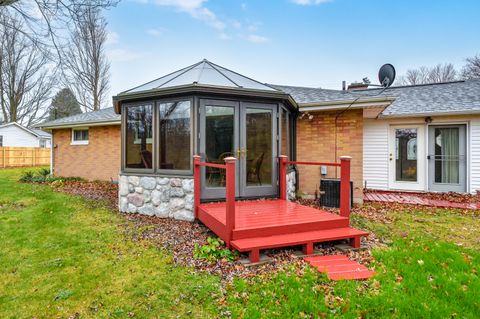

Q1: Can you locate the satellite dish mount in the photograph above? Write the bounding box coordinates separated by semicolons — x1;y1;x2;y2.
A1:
378;63;396;87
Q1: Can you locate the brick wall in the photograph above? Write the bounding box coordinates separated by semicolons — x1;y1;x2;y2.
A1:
296;109;364;203
52;125;121;181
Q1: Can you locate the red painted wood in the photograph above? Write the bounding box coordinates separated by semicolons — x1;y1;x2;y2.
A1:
230;227;368;251
197;206;228;242
193;155;201;219
199;199;350;240
249;249;260;263
303;242;314;255
224;157;237;248
340;156;351;219
288;161;341;167
304;255;374;281
196;162;227;169
279;156;287;200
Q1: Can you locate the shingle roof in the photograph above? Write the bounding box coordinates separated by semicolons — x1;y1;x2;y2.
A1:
36;107;120;128
272;79;480;116
120;59;279;95
30;128;51;138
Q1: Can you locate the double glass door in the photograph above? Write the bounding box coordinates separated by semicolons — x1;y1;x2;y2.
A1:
199;99;277;199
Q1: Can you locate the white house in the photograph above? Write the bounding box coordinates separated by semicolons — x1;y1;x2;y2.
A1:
0;122;52;148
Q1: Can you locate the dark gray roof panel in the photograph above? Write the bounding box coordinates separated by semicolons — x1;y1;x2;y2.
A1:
121;59;278;95
37;107;120;128
272;79;480;116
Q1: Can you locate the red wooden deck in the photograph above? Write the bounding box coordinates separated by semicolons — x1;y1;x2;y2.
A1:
197;199;368;262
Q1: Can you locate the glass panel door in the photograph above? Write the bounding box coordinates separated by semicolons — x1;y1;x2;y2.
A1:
240;103;277;197
200;99;239;199
389;125;425;191
428;125;466;192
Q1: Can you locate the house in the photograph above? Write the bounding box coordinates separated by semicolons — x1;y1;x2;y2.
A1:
36;60;480;209
0;122;51;148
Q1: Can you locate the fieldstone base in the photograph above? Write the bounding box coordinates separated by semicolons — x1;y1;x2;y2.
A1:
119;174;194;221
287;170;296;201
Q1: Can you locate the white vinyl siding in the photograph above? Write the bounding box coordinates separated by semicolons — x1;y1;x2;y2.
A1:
469;119;480;193
363;119;389;190
0;124;49;147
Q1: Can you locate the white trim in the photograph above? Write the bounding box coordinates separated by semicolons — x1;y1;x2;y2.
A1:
71;127;89;145
38;120;120;130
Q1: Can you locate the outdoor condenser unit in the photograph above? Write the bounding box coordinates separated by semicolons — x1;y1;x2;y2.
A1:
320;178;353;208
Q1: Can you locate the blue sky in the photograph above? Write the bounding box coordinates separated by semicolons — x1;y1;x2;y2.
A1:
105;0;480;97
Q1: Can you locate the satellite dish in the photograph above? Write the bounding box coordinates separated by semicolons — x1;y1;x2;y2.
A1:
378;63;396;87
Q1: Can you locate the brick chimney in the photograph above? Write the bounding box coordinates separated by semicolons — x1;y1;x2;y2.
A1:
347;82;369;91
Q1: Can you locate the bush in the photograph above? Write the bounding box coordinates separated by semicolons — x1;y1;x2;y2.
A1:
19;170;36;183
38;168;50;177
193;237;239;262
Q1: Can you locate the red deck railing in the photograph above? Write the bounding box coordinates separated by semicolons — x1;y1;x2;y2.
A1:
279;155;352;219
193;155;236;247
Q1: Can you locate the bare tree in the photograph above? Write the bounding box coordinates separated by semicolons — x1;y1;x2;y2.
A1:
63;7;110;111
0;0;118;59
0;13;55;126
462;54;480;79
398;63;458;85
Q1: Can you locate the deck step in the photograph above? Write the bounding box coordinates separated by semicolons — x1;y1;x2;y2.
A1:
231;227;368;252
304;255;374;281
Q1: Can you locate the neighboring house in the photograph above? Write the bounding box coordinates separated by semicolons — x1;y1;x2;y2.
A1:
0;122;51;148
36;60;480;218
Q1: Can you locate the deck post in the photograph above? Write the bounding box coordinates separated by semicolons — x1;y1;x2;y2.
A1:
224;156;236;248
193;155;201;219
340;156;352;219
279;155;288;200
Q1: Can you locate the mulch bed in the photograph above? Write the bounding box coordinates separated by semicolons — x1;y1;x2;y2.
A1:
54;180;119;210
365;189;480;204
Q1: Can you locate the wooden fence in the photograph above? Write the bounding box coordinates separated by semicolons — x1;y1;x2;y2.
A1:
0;147;51;168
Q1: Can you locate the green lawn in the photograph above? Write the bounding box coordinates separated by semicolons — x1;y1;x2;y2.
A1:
0;168;479;318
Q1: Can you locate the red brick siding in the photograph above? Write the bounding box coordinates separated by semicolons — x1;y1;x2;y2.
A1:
52;125;121;181
296;109;364;203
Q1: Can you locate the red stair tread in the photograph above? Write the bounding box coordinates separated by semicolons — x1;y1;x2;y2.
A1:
304;255;348;262
316;264;369;273
328;270;375;281
311;259;360;268
231;227;368;251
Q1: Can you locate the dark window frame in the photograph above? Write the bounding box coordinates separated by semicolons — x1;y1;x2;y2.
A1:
155;97;195;175
0;135;3;147
122;102;155;174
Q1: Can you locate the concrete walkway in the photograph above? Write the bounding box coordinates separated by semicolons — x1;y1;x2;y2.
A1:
364;191;480;210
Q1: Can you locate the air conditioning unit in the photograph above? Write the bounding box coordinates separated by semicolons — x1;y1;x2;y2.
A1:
320;178;353;208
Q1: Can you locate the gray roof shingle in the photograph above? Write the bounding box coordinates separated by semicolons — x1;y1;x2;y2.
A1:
36;107;120;128
272;79;480;116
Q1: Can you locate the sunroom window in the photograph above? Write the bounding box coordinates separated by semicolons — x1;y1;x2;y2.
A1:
158;100;192;171
126;104;153;169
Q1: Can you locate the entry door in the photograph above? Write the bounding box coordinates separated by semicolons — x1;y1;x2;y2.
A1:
389;125;426;191
428;125;466;192
199;99;240;199
199;99;277;199
240;103;277;197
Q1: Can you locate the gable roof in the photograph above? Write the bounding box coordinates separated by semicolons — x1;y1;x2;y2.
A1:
119;59;279;95
272;79;480;117
35;107;120;129
0;122;51;138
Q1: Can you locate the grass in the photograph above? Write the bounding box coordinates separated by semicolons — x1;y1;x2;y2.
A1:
0;168;220;318
0;168;479;318
226;206;480;318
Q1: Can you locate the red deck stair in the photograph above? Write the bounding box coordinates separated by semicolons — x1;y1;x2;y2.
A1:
304;255;374;280
193;155;369;263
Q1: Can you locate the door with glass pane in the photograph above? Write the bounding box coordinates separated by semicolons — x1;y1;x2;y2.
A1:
199;99;240;199
389;125;426;191
240;103;277;197
428;125;466;192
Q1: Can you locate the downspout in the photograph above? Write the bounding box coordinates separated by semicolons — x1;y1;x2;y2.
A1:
50;131;54;175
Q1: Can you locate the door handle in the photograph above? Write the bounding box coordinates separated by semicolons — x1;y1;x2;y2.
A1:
236;148;241;159
241;147;246;160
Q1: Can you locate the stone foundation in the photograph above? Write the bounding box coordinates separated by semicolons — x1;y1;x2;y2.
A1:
287;170;296;200
118;174;194;221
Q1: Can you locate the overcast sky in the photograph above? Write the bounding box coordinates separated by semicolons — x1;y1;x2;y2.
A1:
104;0;480;99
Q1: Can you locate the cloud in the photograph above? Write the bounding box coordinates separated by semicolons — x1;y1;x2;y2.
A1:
107;48;147;62
247;34;269;44
146;28;165;37
291;0;331;5
154;0;225;30
218;33;231;40
106;31;119;45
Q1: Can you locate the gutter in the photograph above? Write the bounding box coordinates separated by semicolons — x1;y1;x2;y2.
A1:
36;119;121;130
379;109;480;118
298;96;396;112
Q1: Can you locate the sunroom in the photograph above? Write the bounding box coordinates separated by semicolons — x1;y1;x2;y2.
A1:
113;59;298;221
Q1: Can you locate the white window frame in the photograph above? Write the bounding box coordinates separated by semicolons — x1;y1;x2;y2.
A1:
71;127;89;145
